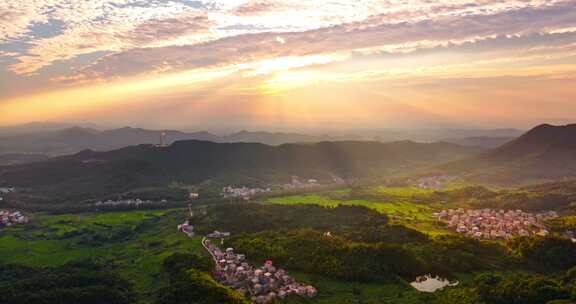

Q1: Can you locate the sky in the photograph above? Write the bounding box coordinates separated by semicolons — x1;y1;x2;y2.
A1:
1;0;576;130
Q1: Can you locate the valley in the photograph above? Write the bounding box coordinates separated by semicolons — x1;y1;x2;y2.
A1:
2;180;576;303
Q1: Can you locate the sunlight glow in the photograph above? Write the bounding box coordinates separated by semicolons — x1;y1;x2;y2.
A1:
245;54;348;76
0;67;238;125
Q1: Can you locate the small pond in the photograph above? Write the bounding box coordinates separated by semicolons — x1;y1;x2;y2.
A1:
410;274;459;293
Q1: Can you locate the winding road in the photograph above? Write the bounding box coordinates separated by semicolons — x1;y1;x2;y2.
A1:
202;237;219;266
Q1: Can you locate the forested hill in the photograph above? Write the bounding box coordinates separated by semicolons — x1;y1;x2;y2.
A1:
443;123;576;184
0;140;479;194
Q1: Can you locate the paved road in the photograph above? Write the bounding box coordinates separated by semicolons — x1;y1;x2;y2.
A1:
202;237;219;266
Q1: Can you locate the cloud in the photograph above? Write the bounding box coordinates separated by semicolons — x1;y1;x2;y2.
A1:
120;12;213;45
2;0;576;111
4;0;211;74
0;51;19;57
2;0;576;130
73;2;576;79
233;1;280;16
3;0;567;76
0;1;51;41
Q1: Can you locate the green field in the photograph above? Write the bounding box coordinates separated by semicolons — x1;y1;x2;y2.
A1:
0;209;205;302
265;187;452;236
372;186;436;197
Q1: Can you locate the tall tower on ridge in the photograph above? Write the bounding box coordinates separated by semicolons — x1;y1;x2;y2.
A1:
159;131;168;147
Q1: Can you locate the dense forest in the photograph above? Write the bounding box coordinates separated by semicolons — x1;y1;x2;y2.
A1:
195;204;390;235
0;260;135;304
156;253;249;304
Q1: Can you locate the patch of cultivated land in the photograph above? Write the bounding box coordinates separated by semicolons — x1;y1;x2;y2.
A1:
266;187;453;236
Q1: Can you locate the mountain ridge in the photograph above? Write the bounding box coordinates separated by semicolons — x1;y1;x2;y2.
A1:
0;140;481;197
443;123;576;184
0;126;360;156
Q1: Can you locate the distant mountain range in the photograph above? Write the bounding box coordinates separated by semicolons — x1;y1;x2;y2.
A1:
1;123;573;196
0;140;480;196
357;128;523;143
440;136;515;149
0;153;49;166
443;124;576;184
0;123;524;158
0;122;99;135
0;126;360;157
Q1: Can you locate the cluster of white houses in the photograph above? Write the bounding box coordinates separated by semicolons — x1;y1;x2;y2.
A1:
0;187;16;201
221;186;271;201
0;210;28;227
435;208;558;239
565;230;576;243
281;176;319;190
94;199;167;208
206;230;231;238
416;175;455;190
0;187;15;194
203;239;317;303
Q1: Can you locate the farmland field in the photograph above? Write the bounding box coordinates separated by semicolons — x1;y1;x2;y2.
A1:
265;187;453;236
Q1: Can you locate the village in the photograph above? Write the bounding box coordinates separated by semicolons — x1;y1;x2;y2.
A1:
202;238;317;303
221;186;272;201
0;187;16;194
220;175;346;201
0;187;16;202
415;175;455;190
281;176;320;190
94;198;168;209
221;177;327;201
0;210;28;228
435;208;558;239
